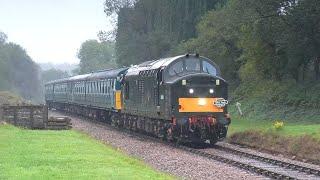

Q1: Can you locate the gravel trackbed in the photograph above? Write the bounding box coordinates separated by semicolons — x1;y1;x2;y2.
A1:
50;111;264;180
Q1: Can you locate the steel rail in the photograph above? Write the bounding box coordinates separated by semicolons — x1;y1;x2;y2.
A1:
176;145;295;179
215;145;320;177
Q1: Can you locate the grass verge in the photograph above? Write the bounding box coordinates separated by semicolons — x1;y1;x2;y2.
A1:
0;124;172;180
229;131;320;164
227;80;320;164
227;117;320;164
228;117;320;139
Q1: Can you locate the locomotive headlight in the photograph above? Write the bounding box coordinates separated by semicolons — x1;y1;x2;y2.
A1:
198;98;207;106
209;89;214;94
189;88;194;94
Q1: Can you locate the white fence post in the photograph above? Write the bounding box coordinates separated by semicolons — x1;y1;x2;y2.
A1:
236;102;243;116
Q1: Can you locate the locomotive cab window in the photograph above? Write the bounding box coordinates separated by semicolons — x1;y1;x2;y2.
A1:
202;61;217;76
168;61;183;76
185;58;200;72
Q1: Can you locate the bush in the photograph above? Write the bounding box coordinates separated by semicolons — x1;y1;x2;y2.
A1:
229;80;320;123
273;120;284;130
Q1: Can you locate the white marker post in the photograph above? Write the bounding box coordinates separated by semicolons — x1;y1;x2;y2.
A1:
236;102;243;116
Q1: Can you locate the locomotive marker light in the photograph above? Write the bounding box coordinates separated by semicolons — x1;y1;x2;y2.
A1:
189;88;194;94
209;89;214;94
216;79;220;85
198;98;207;106
160;95;164;100
214;98;228;108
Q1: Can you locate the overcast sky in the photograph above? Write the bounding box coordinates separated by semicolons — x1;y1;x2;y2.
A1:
0;0;112;64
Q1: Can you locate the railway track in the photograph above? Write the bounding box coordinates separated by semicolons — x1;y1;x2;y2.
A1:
195;147;320;180
214;144;320;177
52;111;320;180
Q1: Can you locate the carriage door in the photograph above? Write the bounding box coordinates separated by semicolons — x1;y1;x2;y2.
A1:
115;77;122;110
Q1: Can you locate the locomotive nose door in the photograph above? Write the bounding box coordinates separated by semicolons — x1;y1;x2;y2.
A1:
156;68;163;114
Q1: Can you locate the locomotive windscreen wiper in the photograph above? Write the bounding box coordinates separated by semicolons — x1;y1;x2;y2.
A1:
174;70;182;77
205;67;209;74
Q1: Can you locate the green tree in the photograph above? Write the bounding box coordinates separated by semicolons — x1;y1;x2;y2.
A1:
77;40;116;74
0;32;41;102
284;0;320;81
0;32;7;44
108;0;224;66
41;69;69;83
174;1;242;84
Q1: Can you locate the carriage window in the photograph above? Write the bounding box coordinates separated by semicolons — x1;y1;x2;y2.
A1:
98;82;101;93
202;61;217;76
185;58;200;71
168;61;183;76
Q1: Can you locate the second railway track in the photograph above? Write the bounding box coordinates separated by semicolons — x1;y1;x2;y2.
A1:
53;110;320;180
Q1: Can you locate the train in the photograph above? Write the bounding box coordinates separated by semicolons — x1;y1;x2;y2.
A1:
45;54;231;145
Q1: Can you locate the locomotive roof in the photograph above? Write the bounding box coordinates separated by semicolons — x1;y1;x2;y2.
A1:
125;55;185;76
46;67;128;85
46;54;220;85
87;67;128;80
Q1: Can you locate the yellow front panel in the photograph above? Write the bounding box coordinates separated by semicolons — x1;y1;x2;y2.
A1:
178;98;224;113
115;91;122;110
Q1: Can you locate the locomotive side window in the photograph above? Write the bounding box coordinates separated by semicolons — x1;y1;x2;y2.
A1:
185;58;200;72
125;82;129;99
202;61;217;76
168;61;183;76
157;69;163;83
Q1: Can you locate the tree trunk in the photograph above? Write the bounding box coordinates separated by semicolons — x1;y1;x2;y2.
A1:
315;57;320;80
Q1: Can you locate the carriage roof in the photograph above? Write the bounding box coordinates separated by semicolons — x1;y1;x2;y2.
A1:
46;67;128;85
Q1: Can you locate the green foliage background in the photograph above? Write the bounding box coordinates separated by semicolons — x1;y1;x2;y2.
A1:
106;0;320;122
78;40;116;74
0;33;41;102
